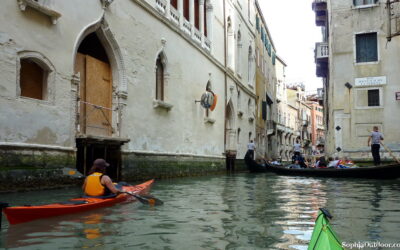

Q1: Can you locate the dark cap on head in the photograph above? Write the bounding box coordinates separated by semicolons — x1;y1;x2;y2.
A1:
93;158;110;168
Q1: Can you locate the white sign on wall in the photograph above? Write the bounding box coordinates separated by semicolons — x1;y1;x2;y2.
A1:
355;76;386;87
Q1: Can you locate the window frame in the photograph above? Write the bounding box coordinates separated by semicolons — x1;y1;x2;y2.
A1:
354;31;379;65
367;89;380;106
17;51;55;104
353;0;378;8
354;87;383;109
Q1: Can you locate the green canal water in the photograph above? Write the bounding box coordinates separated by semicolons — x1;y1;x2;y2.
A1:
1;173;400;249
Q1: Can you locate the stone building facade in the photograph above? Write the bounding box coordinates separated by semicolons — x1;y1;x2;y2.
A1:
0;0;283;187
312;0;400;160
254;1;278;160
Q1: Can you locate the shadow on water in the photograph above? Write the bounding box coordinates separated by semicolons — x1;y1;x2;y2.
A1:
1;173;400;249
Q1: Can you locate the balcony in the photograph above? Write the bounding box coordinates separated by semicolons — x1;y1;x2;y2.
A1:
267;120;276;135
170;6;180;26
315;42;328;78
312;0;327;27
315;42;328;60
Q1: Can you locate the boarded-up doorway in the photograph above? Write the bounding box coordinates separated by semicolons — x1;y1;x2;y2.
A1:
75;53;112;137
74;32;118;177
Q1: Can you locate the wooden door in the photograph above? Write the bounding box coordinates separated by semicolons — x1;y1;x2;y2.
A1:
74;53;112;136
85;55;112;136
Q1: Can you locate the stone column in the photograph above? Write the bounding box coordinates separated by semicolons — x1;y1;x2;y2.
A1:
199;0;205;35
178;0;184;27
206;2;213;40
189;0;194;25
166;0;171;19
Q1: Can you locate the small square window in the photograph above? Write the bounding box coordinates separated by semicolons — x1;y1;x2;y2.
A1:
368;89;380;106
356;33;378;63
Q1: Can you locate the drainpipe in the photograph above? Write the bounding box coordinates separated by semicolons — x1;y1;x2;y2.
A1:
223;0;227;154
387;0;392;42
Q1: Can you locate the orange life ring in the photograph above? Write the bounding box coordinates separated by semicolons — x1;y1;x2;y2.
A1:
210;94;217;111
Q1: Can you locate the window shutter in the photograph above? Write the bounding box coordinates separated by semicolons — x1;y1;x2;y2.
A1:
262;101;267;120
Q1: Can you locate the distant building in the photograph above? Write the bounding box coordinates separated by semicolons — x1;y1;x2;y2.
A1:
312;0;400;160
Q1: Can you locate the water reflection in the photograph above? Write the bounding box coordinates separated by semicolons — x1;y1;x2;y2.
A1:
1;174;400;249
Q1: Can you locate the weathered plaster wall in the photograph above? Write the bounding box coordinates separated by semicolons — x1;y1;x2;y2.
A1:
327;0;400;159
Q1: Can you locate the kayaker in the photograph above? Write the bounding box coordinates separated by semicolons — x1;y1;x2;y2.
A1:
83;159;121;197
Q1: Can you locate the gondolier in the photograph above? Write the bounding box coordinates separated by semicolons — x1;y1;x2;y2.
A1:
368;126;384;166
247;140;256;160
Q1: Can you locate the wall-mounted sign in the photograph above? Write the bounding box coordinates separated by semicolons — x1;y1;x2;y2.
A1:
396;92;400;100
355;76;386;87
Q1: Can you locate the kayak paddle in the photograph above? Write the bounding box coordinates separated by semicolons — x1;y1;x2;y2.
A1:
123;192;164;206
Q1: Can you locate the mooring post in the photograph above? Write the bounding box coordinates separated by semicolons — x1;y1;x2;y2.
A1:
0;202;9;229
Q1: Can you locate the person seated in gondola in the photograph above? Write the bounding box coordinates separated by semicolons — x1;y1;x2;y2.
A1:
316;156;327;168
83;159;121;197
293;154;307;168
328;157;340;168
289;160;302;169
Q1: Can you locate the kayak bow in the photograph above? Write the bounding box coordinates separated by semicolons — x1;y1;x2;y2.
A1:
308;208;343;250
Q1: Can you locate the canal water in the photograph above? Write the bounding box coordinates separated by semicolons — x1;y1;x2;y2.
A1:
1;173;400;249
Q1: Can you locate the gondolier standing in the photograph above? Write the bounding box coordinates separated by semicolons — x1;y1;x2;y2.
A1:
247;140;256;160
368;126;384;166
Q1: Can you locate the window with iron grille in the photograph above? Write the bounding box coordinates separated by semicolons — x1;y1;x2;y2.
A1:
368;89;379;106
356;32;378;63
353;0;378;6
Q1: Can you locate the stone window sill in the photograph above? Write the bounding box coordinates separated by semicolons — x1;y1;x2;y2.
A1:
352;3;379;10
18;0;61;24
204;117;216;124
153;99;173;111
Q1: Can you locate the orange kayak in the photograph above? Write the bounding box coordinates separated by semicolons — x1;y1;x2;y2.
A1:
2;179;154;225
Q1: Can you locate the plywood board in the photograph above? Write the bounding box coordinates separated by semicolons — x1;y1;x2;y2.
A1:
85;55;112;136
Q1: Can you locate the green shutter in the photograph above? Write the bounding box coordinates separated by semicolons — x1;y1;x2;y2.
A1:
256;16;260;32
272;52;276;65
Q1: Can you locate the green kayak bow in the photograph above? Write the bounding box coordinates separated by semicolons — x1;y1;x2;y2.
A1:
308;208;343;250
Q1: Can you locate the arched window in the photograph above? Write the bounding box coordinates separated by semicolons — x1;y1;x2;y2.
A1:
227;17;235;70
247;98;251;115
248;45;253;85
156;54;165;101
236;30;242;76
20;58;48;100
237;90;241;111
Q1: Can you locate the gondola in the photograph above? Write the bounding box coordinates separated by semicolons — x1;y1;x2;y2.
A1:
244;152;400;179
244;151;270;173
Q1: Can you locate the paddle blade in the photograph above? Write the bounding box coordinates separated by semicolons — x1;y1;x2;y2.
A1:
132;194;163;206
62;167;84;178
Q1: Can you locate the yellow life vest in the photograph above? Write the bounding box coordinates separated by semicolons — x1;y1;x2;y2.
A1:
84;172;105;196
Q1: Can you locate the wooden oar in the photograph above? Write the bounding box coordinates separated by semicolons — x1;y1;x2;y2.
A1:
380;142;400;164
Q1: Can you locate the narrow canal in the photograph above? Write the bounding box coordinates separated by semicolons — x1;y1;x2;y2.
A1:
1;173;400;249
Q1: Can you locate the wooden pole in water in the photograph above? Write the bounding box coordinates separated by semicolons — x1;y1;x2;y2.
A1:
0;202;9;229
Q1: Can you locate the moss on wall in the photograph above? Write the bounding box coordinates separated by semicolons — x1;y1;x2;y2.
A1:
122;153;247;181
